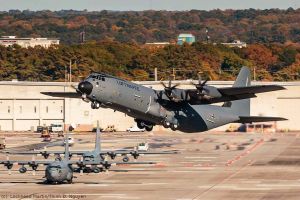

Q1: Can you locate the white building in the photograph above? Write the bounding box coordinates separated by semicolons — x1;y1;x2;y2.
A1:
221;40;247;48
0;80;298;132
0;36;59;48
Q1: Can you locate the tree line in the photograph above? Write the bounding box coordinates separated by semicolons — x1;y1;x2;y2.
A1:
0;41;299;82
0;9;299;44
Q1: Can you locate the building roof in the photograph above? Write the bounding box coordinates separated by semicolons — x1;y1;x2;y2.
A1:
0;36;59;41
178;33;195;38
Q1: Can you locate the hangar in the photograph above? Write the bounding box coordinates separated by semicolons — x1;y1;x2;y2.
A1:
0;80;298;132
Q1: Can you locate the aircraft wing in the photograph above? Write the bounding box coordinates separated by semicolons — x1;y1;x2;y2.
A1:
217;85;285;96
236;116;288;123
71;160;156;166
0;160;52;166
188;85;285;104
41;92;81;98
101;150;179;155
3;150;88;156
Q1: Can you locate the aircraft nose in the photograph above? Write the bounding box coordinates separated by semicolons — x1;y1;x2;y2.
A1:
78;81;93;95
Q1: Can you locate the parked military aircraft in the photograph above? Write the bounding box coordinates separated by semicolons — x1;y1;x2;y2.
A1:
42;66;287;133
3;122;177;163
0;134;156;184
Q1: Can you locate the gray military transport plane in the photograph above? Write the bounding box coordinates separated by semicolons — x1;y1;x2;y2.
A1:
0;134;156;184
3;122;177;166
42;66;287;133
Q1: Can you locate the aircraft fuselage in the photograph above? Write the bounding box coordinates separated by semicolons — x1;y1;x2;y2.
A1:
81;73;238;133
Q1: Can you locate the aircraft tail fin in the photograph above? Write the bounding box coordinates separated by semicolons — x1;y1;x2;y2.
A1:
95;121;101;152
64;133;70;161
224;66;251;116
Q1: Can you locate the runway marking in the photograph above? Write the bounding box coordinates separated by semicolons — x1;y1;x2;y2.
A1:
86;184;109;187
257;184;300;187
0;183;16;186
142;182;168;185
184;157;216;159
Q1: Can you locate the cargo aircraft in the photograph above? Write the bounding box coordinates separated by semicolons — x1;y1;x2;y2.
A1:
42;66;287;133
3;122;177;166
0;134;156;184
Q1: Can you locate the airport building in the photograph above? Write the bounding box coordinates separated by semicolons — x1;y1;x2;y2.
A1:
0;36;60;48
177;34;196;45
221;40;247;48
0;80;298;132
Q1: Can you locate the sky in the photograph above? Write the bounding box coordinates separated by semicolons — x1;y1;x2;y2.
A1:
0;0;299;11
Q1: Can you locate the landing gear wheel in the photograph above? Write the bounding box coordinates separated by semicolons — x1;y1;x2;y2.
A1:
91;102;100;109
137;121;144;129
67;178;73;184
145;125;153;132
122;156;129;162
93;167;101;173
163;121;170;128
170;124;178;131
19;167;27;173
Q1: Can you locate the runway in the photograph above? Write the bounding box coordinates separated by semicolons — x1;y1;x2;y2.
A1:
0;131;300;200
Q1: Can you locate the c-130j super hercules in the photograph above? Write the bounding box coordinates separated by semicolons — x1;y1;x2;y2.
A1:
43;66;287;133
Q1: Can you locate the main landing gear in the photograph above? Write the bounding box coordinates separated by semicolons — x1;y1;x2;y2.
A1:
91;101;100;109
163;120;179;131
135;119;154;132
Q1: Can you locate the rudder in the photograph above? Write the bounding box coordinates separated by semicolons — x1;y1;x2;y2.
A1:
226;66;251;116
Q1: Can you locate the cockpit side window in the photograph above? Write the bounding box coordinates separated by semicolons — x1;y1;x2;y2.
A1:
102;77;105;81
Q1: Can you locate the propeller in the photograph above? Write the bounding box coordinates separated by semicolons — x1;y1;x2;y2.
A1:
160;78;180;102
79;157;83;176
192;74;209;96
161;79;180;99
31;155;37;176
5;154;13;175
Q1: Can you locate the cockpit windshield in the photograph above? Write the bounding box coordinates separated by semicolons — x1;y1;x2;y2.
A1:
88;74;106;81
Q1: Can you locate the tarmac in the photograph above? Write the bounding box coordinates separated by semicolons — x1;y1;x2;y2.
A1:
0;131;300;200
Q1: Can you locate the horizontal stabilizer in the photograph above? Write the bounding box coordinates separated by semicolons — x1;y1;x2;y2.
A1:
219;85;285;96
41;92;81;98
236;116;288;123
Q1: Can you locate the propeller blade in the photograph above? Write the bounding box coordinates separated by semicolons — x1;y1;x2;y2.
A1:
202;79;208;86
80;169;83;176
32;170;36;176
160;81;167;88
8;169;11;175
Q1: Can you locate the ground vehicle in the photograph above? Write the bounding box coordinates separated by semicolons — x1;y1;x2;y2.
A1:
104;125;116;132
0;138;6;149
41;127;50;138
36;126;43;133
43;135;51;142
50;123;64;132
64;137;74;146
137;142;149;151
126;125;145;132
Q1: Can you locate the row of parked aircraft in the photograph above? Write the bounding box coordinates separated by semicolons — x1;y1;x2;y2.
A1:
0;123;176;184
